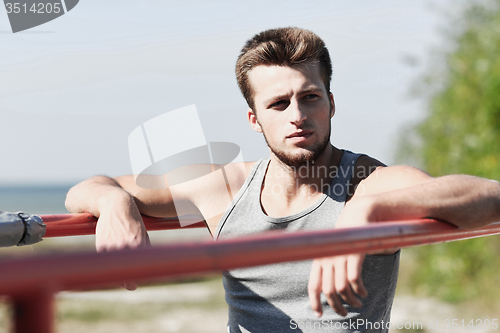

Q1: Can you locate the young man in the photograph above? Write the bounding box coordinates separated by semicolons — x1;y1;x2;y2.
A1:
66;28;500;332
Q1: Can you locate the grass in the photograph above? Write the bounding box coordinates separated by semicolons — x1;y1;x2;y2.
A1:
0;277;227;333
394;245;500;333
56;277;228;333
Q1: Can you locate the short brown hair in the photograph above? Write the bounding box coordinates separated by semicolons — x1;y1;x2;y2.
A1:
236;27;332;110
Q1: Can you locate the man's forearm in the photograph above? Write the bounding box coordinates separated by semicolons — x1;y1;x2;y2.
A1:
65;175;133;217
367;175;500;229
66;175;150;253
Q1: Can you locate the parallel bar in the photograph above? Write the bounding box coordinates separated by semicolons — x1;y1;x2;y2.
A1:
41;213;205;237
3;219;500;333
13;290;54;333
1;219;500;297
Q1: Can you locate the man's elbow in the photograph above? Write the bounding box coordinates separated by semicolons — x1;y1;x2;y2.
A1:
64;175;119;213
65;183;82;213
465;178;500;229
492;179;500;222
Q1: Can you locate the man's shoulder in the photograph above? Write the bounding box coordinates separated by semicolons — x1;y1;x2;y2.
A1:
352;154;386;182
220;161;257;189
346;153;385;200
224;161;257;177
352;162;432;199
355;154;386;167
184;161;257;229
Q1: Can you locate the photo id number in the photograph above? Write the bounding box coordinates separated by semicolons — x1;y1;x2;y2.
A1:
5;3;62;14
443;319;498;329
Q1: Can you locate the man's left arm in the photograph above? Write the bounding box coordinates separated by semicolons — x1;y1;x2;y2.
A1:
308;164;500;317
347;165;500;229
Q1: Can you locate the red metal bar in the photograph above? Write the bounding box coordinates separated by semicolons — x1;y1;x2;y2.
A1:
2;219;500;296
12;290;54;333
41;213;205;237
3;219;500;333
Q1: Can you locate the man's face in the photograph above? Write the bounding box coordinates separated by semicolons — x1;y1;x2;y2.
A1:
247;63;334;167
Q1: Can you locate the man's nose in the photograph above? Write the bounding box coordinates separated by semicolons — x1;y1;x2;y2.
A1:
288;102;307;126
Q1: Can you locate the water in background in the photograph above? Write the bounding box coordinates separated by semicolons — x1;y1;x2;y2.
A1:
0;184;90;254
0;184;211;253
0;184;71;215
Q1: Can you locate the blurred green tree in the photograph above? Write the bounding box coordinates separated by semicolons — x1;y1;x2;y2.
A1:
397;0;500;303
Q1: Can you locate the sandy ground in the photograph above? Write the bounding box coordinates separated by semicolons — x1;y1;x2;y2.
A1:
390;295;498;333
0;278;497;332
54;282;498;333
56;278;228;333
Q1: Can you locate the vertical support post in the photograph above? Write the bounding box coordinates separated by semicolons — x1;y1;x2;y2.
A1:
12;290;54;333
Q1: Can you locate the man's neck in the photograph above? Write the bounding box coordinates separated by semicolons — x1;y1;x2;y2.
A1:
260;145;343;217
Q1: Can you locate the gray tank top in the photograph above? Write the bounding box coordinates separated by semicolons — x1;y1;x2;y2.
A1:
215;151;400;333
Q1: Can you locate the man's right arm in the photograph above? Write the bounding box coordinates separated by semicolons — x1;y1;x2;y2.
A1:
65;162;253;251
65;175;164;252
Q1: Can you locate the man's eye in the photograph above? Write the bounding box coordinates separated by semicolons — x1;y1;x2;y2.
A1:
270;100;287;108
304;94;318;100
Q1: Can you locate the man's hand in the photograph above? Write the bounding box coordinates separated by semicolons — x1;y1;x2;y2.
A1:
308;253;367;317
307;163;500;317
94;190;151;253
66;176;151;290
307;198;372;317
95;189;151;290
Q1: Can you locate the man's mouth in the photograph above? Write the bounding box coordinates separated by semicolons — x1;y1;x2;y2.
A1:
287;130;313;139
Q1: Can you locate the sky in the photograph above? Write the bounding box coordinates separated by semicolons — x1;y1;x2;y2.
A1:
0;0;462;185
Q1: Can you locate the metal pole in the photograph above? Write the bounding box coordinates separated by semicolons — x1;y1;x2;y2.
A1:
1;219;499;332
12;290;54;333
1;220;500;296
41;213;205;237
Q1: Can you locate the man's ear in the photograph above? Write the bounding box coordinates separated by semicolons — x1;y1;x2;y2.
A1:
329;92;335;118
247;108;262;132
